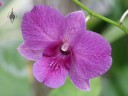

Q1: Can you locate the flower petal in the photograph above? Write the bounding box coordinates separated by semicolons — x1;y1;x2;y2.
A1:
33;57;69;88
22;5;64;50
69;65;90;91
0;0;4;6
43;42;61;57
18;43;42;61
73;30;112;79
62;11;86;44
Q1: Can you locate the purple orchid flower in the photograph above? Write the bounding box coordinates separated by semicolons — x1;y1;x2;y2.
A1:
0;0;3;6
18;5;112;91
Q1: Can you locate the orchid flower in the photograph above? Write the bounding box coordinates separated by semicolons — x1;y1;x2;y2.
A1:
18;5;112;91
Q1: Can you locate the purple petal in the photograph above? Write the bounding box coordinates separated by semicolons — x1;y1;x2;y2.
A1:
22;5;64;50
43;42;61;57
0;0;3;6
42;42;72;70
73;30;112;79
69;65;90;91
33;56;70;88
62;11;86;44
18;43;42;61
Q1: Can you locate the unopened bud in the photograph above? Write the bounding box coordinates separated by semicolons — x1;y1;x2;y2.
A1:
120;10;128;24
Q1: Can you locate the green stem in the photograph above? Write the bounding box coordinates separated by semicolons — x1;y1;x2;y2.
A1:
73;0;128;33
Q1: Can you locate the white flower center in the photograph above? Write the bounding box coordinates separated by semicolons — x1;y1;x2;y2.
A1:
61;42;69;52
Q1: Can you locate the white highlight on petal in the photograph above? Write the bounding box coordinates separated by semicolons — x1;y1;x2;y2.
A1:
120;10;128;24
61;42;69;52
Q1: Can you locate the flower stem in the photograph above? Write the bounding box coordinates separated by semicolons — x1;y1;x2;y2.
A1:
73;0;128;33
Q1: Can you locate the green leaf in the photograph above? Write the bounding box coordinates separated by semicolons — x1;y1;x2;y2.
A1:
49;77;101;96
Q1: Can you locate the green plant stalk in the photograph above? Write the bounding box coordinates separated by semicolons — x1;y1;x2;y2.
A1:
73;0;128;33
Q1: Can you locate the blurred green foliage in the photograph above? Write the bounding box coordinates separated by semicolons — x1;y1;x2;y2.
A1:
0;41;31;96
49;78;101;96
0;1;31;95
0;67;31;96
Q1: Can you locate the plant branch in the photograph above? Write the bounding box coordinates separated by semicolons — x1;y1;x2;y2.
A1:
73;0;128;33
